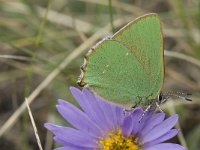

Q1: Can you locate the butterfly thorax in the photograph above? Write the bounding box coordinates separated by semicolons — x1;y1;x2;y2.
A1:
133;95;156;107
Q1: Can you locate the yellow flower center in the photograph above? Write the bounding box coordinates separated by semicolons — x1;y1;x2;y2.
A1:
99;129;141;150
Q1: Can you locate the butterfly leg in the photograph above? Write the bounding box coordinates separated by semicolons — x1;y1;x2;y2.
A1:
123;104;137;115
139;102;156;122
156;101;163;112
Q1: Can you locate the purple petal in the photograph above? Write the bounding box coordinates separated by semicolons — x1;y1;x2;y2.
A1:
144;129;179;147
131;108;144;135
121;115;133;137
83;88;110;131
55;146;92;150
144;143;186;150
142;114;178;143
54;139;93;150
69;87;109;131
53;136;72;146
140;113;165;137
137;110;154;132
45;123;98;148
110;104;119;126
115;106;124;125
109;102;124;127
56;100;101;137
97;97;117;128
54;136;94;149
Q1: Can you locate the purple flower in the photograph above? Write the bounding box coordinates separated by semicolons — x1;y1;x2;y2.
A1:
45;87;185;150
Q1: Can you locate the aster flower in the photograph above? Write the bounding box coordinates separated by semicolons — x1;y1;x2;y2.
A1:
45;87;185;150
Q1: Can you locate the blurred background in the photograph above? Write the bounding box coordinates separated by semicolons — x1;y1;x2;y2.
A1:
0;0;199;150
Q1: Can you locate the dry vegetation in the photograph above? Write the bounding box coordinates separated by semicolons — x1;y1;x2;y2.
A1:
0;0;200;150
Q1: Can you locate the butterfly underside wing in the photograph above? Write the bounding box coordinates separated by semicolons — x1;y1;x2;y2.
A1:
78;13;164;108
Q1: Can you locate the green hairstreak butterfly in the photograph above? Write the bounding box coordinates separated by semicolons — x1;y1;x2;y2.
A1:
78;13;164;108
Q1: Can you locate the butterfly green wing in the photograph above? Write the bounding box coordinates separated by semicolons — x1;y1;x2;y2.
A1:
113;13;164;101
78;13;164;107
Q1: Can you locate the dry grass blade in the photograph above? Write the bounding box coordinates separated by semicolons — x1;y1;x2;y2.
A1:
0;17;131;137
165;50;200;68
2;1;94;33
25;98;43;150
37;7;93;33
77;0;144;15
167;68;198;90
0;55;32;61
